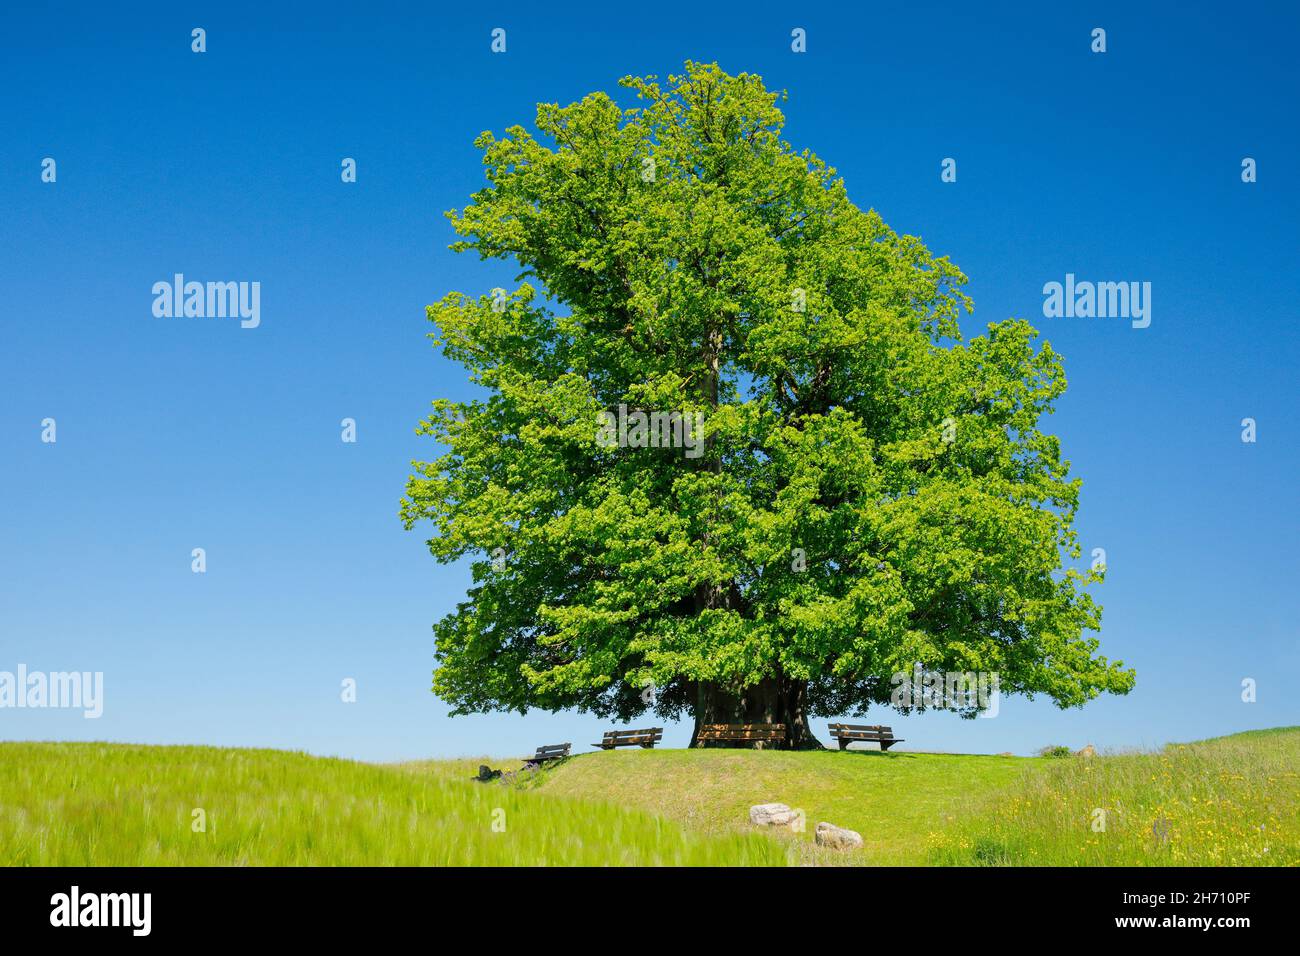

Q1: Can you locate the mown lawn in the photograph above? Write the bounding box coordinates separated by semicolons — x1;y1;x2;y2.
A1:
493;747;1034;865
0;742;783;866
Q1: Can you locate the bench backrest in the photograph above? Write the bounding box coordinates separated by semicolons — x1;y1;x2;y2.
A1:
533;743;571;758
828;723;895;738
602;728;663;743
697;723;785;740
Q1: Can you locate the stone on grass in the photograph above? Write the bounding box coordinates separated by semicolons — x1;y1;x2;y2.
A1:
1075;744;1096;758
749;803;797;826
815;822;864;850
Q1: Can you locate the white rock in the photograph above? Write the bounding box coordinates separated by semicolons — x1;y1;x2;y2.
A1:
749;802;797;826
815;822;864;850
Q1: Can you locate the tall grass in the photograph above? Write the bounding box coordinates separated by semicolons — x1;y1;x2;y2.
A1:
927;728;1300;866
0;743;784;866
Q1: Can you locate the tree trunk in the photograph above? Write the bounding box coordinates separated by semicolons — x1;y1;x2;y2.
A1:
686;298;822;748
689;676;822;750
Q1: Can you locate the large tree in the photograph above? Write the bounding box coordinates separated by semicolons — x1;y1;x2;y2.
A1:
401;62;1134;749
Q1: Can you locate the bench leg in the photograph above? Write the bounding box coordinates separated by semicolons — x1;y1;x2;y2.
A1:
838;739;848;750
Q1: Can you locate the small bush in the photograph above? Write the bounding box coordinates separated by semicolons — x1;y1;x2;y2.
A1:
1037;745;1072;758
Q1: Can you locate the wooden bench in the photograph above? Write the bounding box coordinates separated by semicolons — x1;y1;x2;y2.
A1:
827;723;904;751
695;723;785;744
523;743;571;765
592;727;663;750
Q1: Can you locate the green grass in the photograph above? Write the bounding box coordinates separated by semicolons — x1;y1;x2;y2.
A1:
927;727;1300;866
0;742;783;866
6;729;1295;866
499;747;1033;865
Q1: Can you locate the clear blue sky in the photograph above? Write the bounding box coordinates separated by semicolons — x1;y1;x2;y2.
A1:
2;2;1296;761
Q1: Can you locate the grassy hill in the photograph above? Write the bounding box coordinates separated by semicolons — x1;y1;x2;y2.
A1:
5;728;1296;866
411;727;1300;866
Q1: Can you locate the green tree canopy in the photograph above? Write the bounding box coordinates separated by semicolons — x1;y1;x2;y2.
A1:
401;62;1134;748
